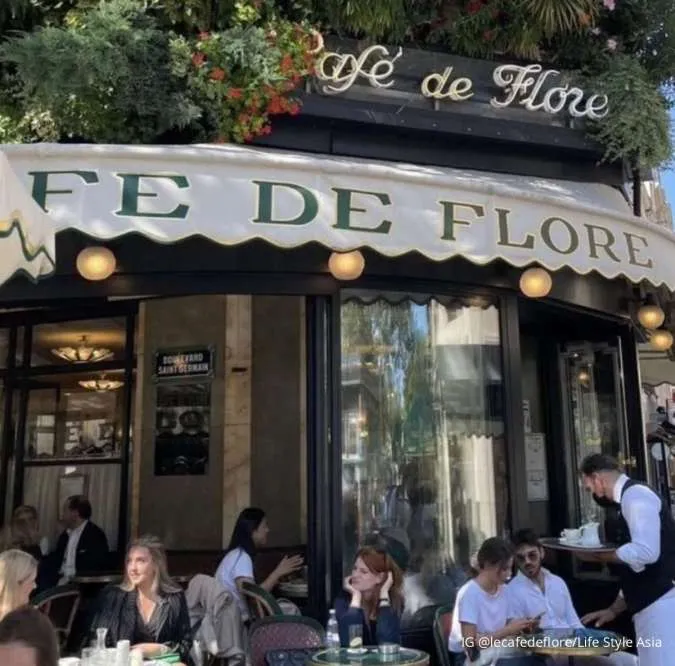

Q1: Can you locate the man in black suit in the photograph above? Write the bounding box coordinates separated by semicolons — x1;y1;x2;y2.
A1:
51;495;109;583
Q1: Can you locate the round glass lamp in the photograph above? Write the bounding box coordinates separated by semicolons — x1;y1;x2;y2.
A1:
519;267;552;298
328;251;365;281
76;247;116;281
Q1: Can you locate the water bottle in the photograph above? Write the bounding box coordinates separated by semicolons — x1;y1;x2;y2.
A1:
326;609;340;653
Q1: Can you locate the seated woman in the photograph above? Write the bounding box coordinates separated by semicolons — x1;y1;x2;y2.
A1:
448;537;542;666
215;507;303;620
335;546;403;647
88;535;191;664
0;550;38;622
0;507;49;594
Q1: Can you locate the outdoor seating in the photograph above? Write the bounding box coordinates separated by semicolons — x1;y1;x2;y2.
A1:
241;581;284;620
249;616;325;666
31;582;81;651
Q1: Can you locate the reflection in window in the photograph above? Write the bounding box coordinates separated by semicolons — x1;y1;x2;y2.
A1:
25;371;126;460
341;294;507;624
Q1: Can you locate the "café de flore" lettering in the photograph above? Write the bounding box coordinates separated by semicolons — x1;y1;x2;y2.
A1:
315;42;609;120
29;171;650;270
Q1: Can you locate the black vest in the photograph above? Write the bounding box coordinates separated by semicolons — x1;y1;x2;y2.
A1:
606;479;675;615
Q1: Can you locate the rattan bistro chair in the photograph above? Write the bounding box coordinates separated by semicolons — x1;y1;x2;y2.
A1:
241;581;284;621
32;583;81;651
249;615;325;666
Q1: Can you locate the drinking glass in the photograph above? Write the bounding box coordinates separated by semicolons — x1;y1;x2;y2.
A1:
95;627;108;651
347;625;363;654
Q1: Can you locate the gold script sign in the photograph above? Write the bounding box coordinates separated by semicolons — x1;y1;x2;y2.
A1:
313;40;609;119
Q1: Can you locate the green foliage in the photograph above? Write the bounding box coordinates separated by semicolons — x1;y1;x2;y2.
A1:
584;55;672;169
1;0;200;143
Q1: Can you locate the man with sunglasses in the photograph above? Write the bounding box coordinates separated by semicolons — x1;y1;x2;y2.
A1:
507;529;636;666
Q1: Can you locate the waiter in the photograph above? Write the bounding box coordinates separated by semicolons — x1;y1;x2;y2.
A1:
577;453;675;666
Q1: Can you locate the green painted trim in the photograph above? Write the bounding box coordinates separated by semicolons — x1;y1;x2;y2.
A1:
0;216;56;285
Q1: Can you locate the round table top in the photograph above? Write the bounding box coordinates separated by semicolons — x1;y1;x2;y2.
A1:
72;573;121;584
539;537;616;553
525;628;624;657
309;647;429;666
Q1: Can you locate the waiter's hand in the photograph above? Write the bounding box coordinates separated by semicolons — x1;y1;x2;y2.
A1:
581;608;616;627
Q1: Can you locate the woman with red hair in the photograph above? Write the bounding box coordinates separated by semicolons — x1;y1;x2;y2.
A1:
335;546;403;647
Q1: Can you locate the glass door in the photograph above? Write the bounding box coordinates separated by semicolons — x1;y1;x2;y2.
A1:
559;342;632;526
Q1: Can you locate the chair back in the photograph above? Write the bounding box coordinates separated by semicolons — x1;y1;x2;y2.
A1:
241;581;283;620
249;616;325;666
32;583;81;650
433;604;454;666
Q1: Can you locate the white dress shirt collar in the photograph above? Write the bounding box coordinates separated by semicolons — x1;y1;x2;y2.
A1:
613;473;630;504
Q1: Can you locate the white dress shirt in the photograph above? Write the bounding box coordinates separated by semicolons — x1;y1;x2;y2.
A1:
613;474;661;573
506;569;582;629
60;520;88;581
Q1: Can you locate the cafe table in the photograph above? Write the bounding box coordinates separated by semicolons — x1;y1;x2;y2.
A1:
308;647;429;666
524;628;624;666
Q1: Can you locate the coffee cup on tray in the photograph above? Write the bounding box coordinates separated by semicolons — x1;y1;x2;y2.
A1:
560;528;581;542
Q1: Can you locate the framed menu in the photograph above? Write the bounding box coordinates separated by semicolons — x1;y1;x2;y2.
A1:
525;433;548;501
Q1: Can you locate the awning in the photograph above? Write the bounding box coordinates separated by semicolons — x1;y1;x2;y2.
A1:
0;151;55;285
639;344;675;387
3;142;675;289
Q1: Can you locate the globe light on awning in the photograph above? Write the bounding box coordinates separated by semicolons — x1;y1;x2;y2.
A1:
637;303;665;330
650;329;674;352
76;247;116;281
328;251;365;281
519;267;552;298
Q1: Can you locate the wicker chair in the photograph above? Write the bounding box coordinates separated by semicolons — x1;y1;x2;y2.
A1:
433;604;454;666
241;581;284;620
32;583;81;651
249;616;325;666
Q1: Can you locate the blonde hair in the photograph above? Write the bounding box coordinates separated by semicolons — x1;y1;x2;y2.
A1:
0;550;37;621
120;535;180;596
0;506;40;552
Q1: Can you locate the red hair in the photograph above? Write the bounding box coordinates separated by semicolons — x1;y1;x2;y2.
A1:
355;547;403;619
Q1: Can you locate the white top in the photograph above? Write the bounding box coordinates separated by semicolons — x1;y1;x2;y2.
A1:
613;474;661;573
60;520;88;580
448;580;511;653
506;569;582;629
215;548;254;618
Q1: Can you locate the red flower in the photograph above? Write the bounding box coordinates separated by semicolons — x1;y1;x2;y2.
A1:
289;102;301;116
199;31;210;41
210;67;226;81
280;54;294;73
192;52;206;67
228;88;243;100
467;0;483;15
261;125;272;135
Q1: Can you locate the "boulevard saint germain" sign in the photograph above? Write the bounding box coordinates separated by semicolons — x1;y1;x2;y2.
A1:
311;36;609;120
154;348;214;380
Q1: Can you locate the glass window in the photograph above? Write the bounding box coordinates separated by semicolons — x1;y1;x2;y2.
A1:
24;371;126;461
30;318;126;366
340;293;507;624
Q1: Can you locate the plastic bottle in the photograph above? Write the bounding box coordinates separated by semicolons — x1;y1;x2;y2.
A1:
326;609;340;652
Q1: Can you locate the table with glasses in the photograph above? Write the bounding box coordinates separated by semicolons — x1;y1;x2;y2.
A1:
526;628;624;666
308;647;430;666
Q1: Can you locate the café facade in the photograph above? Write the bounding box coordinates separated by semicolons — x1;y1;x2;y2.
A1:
0;40;674;637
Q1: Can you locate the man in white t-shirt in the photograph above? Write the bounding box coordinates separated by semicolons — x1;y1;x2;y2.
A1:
507;529;637;666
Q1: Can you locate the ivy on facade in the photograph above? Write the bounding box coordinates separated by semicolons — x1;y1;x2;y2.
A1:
0;0;673;169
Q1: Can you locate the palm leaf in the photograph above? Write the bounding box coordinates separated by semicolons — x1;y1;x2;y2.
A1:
521;0;598;37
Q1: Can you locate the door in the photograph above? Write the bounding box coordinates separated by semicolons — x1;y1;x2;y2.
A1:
559;342;633;527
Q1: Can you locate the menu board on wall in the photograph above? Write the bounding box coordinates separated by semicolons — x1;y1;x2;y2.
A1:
154;382;210;476
525;433;548;501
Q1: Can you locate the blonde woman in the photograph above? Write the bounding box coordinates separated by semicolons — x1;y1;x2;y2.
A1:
0;550;38;621
0;506;46;559
87;536;191;664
